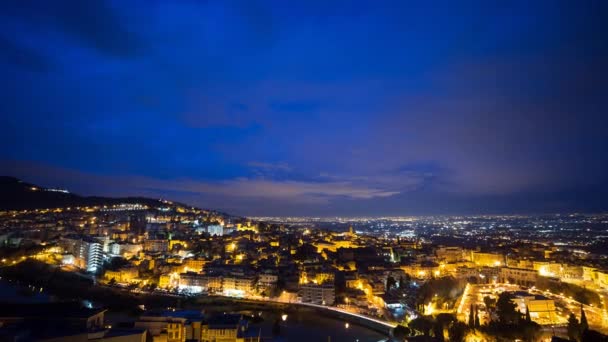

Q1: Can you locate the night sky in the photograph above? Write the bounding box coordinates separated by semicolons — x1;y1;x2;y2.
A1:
1;1;607;216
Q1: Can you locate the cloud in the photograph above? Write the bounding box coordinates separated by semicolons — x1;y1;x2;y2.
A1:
248;161;292;172
0;35;52;72
1;160;401;207
0;0;142;57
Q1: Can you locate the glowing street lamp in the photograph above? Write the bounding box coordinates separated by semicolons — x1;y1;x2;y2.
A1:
281;314;288;321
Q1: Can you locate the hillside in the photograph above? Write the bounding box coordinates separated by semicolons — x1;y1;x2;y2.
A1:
0;176;186;211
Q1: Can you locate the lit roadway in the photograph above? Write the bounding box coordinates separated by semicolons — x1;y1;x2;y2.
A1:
281;300;397;329
216;294;397;329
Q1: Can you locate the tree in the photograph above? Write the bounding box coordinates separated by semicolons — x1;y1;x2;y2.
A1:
567;313;581;342
393;325;410;341
581;329;608;342
433;321;444;341
435;313;456;328
399;275;408;289
387;276;396;291
474;305;481;328
580;306;589;333
496;292;519;324
483;296;496;311
434;314;456;342
448;321;469;342
409;316;434;336
469;304;475;328
520;320;542;342
416;276;466;309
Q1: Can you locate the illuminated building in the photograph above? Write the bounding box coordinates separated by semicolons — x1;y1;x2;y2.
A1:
299;283;335;305
169;239;188;250
435;246;465;263
183;258;207;273
470;251;504;267
257;273;278;293
144;239;168;253
500;267;538;286
510;291;556;324
400;263;440;279
109;241;142;257
313;240;358;253
60;236;103;273
236;222;258;233
207;224;224;236
135;312;189;342
178;272;209;293
158;272;178;288
104;267;139;283
223;274;256;296
201;314;260;342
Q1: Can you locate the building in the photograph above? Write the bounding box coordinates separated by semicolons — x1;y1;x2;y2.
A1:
160;273;180;289
436;246;464;263
104;267;139;283
299;283;335;305
109;242;142;258
511;291;556;324
135;311;190;342
144;239;169;253
470;251;504;267
60;236;104;273
183;258;207;273
400;262;440;279
178;272;209;293
201;314;260;342
207;225;224;236
257;273;278;294
500;267;538;286
223;275;256;297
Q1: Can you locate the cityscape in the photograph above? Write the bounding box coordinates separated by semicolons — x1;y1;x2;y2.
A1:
0;177;607;341
1;1;607;342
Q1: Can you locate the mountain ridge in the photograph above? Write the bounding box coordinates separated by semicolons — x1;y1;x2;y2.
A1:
0;176;198;211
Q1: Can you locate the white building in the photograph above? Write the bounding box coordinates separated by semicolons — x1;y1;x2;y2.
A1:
299;283;335;305
61;236;104;273
207;225;224;236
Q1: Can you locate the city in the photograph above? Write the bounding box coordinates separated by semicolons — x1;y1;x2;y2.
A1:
2;1;607;341
0;177;607;341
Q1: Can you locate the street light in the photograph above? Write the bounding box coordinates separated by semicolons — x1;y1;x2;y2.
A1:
345;323;349;329
281;314;288;321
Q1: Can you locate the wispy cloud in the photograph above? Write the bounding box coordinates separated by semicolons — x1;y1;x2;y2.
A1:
248;161;292;172
2;160;401;206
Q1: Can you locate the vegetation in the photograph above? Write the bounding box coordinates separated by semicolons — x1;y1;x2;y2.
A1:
392;325;410;340
416;276;466;309
495;292;519;324
536;276;601;306
409;316;434;337
0;259;181;312
568;312;581;341
482;292;542;341
483;295;496;310
396;314;468;342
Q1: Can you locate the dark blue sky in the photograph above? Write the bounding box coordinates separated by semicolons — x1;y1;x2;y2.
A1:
1;1;607;216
